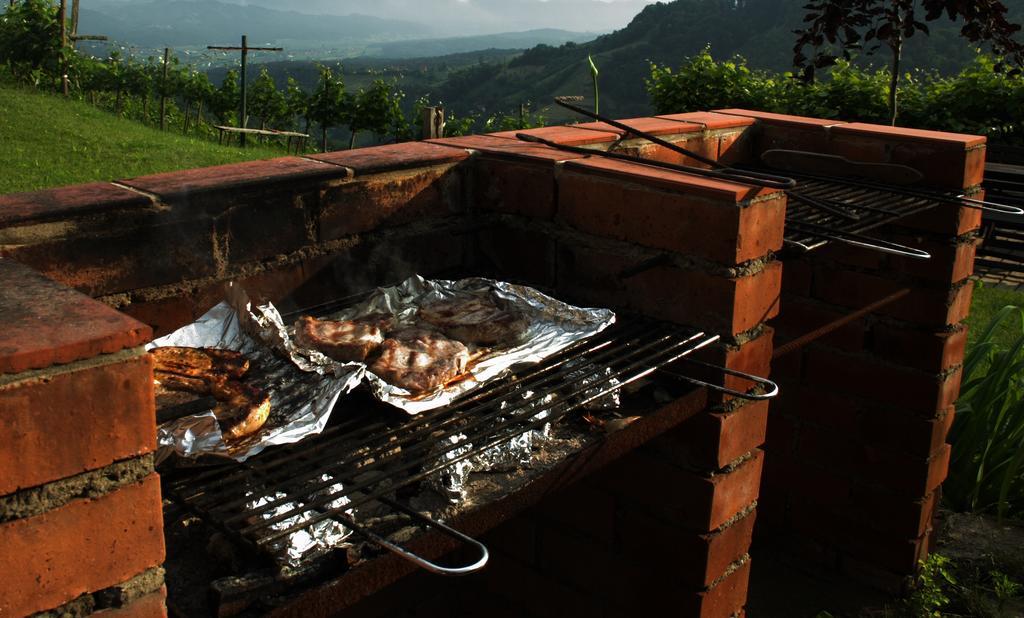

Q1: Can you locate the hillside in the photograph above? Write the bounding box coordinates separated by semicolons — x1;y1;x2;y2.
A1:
0;80;280;194
210;0;1024;124
424;0;1024;119
362;29;599;58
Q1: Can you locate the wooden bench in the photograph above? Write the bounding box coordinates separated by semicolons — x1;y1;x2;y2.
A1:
214;126;310;154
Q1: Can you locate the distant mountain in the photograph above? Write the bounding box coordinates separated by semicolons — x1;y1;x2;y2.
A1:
78;0;428;48
362;29;599;58
210;0;657;37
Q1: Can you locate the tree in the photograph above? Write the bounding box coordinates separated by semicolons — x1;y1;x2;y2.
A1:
0;0;64;83
307;65;346;151
794;0;1024;124
124;57;152;121
346;77;405;148
285;76;311;135
212;69;240;126
248;67;288;132
182;68;214;133
103;49;127;114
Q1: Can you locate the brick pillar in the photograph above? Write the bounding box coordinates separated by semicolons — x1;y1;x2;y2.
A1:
0;259;166;617
426;122;785;617
714;109;983;590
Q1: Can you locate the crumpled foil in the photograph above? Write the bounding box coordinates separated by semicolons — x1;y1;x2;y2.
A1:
151;302;364;463
246;474;354;567
282;275;616;414
430;389;563;503
565;361;622;410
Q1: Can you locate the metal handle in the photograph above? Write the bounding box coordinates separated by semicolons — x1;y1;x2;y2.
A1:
957;195;1024;215
786;221;932;259
342;497;489;576
516;133;794;190
659;359;779;400
547;99;798;190
834;235;932;259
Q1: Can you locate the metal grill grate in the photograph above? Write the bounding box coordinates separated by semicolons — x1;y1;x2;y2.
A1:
162;316;744;572
771;168;1021;257
784;175;943;251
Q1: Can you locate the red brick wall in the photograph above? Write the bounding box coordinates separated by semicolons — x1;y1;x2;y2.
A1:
0;259;166;617
713;109;981;590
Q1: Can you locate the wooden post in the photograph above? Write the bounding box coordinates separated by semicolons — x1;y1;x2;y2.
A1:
70;0;79;46
519;102;526;128
239;35;247;146
420;106;444;140
160;47;170;131
59;0;68;96
206;36;281;149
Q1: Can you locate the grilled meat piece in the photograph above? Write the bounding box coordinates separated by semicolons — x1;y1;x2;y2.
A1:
210;380;272;441
369;328;470;394
151;346;249;379
154;370;219;394
293;315;385;363
152;349;270;440
417;297;528;346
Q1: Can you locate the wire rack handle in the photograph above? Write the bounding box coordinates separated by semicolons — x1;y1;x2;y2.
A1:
662;359;780;400
360;497;490;576
958;195;1024;215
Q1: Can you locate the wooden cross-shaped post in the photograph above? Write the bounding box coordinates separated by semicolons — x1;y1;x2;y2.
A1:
55;0;107;96
69;0;108;49
207;35;283;147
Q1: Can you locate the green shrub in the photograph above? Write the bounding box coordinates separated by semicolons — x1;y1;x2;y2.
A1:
647;49;1024;144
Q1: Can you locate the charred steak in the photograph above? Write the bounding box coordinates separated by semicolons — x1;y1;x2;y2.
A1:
151;346;249;379
293;315;386;363
368;328;470;394
209;380;272;441
151;346;270;440
417;296;528;346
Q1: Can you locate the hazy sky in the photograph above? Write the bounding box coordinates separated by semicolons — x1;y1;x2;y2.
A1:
213;0;663;35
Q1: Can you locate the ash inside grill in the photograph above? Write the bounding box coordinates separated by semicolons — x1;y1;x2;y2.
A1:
160;312;771;616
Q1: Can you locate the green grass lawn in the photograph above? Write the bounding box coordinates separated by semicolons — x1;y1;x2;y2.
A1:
967;282;1024;348
0;81;283;194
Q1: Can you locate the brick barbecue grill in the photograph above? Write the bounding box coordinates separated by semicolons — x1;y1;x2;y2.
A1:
0;107;992;617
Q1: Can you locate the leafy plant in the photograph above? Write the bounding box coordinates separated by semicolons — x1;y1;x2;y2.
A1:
945;304;1024;519
991;569;1023;611
905;553;957;617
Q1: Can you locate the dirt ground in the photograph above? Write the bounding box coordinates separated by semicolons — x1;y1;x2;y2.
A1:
746;511;1024;617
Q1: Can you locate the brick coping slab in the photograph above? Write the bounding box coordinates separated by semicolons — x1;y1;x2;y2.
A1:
0;258;151;374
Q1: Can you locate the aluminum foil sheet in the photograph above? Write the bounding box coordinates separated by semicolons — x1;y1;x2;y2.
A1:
282;275;616;414
246;474;354;567
565;361;623;410
151;302;364;463
430;389;563;503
